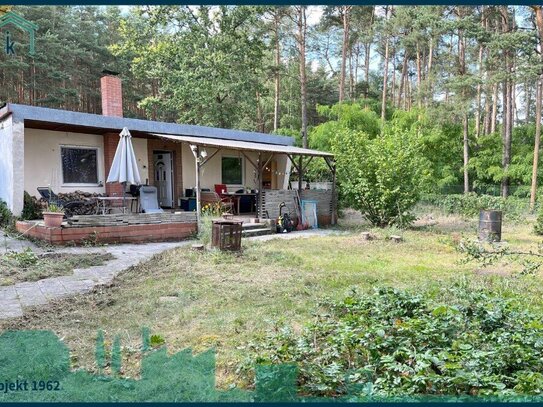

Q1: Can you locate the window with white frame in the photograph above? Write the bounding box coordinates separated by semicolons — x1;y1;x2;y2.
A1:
61;146;99;184
221;156;243;185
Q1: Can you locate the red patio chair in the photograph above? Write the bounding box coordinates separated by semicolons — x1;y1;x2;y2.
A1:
214;184;236;211
215;184;228;197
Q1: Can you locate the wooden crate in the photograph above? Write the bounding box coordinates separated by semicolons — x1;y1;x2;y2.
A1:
211;220;243;251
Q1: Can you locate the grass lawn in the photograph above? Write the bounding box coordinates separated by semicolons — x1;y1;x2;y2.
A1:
0;250;114;286
2;209;543;388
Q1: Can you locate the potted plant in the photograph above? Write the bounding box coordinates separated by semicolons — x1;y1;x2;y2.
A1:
43;203;65;228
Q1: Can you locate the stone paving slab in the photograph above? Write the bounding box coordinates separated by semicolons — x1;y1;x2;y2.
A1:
38;278;69;300
14;282;48;307
0;286;18;301
0;299;23;318
0;308;23;319
58;278;95;294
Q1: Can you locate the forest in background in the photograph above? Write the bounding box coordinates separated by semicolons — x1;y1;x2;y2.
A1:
2;6;543;203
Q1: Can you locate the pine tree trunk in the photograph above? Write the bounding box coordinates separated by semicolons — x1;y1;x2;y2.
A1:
501;7;513;199
363;6;374;99
256;91;264;132
298;6;308;148
530;5;543;209
426;37;434;107
491;82;498;134
525;82;532;125
398;52;408;107
416;43;422;108
352;43;360;99
381;6;389;121
458;9;470;194
501;78;511;198
339;6;350;102
475;44;484;138
483;86;491;136
273;12;281;132
391;48;396;107
531;78;542;210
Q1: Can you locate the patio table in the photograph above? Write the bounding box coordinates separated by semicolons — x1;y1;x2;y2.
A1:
223;192;257;215
96;196;137;215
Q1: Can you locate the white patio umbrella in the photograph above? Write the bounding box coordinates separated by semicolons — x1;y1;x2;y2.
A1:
106;127;141;210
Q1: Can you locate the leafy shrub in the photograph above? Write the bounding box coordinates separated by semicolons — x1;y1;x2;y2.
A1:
332;125;430;227
534;204;543;236
247;286;543;397
21;191;42;220
423;193;528;222
0;199;12;227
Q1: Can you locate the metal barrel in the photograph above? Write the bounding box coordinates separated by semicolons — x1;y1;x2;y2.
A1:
478;210;502;242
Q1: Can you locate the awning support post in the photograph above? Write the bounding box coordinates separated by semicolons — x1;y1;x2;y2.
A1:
190;144;201;232
324;156;337;226
257;152;263;217
298;156;303;192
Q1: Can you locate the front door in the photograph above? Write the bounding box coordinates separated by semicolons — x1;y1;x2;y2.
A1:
153;152;174;208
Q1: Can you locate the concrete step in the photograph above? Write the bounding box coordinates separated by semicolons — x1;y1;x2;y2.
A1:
242;222;269;231
242;227;274;238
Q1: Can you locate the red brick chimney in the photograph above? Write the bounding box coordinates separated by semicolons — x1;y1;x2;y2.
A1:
101;70;125;199
101;71;123;117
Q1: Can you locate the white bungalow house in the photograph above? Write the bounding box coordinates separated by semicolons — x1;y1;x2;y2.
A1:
0;73;335;244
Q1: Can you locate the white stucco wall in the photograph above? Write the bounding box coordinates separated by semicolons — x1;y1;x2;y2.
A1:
21;127;290;205
131;138;149;185
24;129;150;198
24;129;106;197
181;143;289;192
0;115;24;215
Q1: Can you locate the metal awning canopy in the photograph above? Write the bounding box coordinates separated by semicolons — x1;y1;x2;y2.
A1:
151;133;334;158
151;132;336;230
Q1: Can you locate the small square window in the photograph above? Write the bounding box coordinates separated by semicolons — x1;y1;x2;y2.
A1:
222;156;243;185
61;147;99;184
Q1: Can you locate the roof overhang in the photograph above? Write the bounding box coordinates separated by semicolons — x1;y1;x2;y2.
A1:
152;133;334;158
0;103;295;146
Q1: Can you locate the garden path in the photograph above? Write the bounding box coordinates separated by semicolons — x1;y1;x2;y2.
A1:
0;229;338;320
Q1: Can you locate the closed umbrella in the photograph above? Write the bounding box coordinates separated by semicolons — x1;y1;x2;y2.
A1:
106;127;141;211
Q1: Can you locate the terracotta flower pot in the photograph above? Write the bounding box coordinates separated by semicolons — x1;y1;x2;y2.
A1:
43;212;64;228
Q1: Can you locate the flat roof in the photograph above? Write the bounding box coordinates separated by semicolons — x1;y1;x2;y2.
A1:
152;133;334;158
0;103;295;146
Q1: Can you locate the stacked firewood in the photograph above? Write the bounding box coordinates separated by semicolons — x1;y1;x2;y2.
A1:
37;190;105;217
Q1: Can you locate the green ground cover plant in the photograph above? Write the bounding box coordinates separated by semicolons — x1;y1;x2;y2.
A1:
246;284;543;397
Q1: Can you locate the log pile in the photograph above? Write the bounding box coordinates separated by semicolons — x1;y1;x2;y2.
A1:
38;190;105;217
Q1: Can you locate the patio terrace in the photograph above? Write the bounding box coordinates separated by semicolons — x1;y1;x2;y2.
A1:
16;212;198;245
